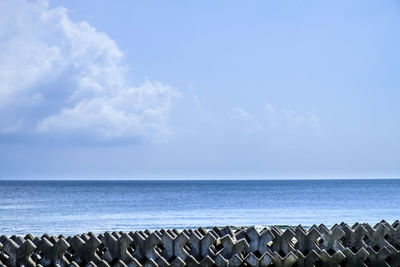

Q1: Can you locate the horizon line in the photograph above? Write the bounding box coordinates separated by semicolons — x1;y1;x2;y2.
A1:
1;177;400;181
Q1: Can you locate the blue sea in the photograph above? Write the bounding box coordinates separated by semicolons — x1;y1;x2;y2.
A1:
0;179;399;236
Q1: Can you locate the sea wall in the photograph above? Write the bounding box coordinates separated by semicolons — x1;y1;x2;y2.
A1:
1;220;400;266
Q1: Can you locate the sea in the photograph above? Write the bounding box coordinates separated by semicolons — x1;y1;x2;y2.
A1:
0;179;399;236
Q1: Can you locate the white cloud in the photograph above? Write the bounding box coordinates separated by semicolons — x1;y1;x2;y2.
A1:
0;0;180;142
231;107;263;133
231;104;320;134
276;107;320;129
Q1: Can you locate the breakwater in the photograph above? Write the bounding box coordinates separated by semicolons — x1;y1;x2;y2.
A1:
1;221;400;266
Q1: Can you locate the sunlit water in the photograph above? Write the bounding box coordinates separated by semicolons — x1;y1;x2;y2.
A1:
0;179;399;235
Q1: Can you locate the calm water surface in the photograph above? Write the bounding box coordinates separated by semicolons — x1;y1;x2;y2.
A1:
0;179;399;235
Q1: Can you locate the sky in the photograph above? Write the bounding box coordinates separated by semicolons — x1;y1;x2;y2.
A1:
0;0;399;180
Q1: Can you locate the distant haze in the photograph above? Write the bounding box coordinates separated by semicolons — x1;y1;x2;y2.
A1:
0;0;399;179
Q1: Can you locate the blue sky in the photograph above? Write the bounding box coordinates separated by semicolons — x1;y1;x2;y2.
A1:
0;0;399;179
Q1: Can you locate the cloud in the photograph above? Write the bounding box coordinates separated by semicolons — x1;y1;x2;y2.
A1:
231;104;320;134
278;107;320;129
0;0;180;143
231;107;263;133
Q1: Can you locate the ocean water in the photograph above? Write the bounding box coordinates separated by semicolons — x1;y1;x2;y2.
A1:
0;179;399;236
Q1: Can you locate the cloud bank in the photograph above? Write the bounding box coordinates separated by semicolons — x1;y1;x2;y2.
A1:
0;0;180;142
